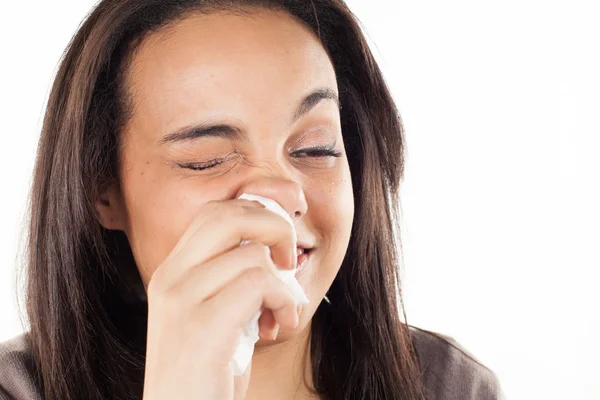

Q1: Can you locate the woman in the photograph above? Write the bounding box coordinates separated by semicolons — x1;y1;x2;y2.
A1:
0;0;504;399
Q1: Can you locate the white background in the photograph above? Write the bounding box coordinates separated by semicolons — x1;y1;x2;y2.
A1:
1;1;598;399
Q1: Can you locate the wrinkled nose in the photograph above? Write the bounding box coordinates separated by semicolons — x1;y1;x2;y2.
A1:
234;176;307;220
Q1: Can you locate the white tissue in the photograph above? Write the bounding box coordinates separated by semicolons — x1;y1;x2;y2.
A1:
231;193;310;376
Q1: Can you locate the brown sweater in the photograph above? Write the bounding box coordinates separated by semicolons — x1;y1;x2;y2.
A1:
0;326;505;399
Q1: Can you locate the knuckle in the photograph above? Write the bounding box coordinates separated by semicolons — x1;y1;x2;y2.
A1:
203;199;222;212
205;200;227;219
148;282;175;307
147;286;184;321
146;276;163;300
146;268;181;309
146;262;174;297
223;201;245;216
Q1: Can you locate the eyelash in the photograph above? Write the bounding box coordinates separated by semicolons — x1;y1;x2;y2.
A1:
180;147;343;171
291;146;343;159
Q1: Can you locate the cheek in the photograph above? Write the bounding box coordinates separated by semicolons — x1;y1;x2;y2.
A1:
311;162;354;252
299;163;354;293
122;169;232;285
290;171;354;335
311;180;353;254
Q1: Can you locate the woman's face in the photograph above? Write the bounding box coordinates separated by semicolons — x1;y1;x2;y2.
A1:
97;9;354;340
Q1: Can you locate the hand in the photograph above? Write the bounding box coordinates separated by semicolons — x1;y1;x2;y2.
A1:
142;199;300;400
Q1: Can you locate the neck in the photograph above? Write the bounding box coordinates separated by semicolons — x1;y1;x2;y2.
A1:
245;321;318;400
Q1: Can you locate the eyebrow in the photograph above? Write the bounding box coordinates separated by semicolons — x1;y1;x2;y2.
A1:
159;87;340;145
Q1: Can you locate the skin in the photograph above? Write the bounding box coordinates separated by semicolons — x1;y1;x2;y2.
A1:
95;8;354;399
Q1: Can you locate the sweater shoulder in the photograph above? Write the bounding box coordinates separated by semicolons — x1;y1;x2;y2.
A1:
409;326;506;400
0;333;41;400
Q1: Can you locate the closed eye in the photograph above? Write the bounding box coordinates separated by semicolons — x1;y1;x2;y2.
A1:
180;160;224;171
179;146;343;171
291;146;343;158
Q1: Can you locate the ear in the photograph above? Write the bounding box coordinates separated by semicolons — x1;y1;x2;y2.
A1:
95;181;128;231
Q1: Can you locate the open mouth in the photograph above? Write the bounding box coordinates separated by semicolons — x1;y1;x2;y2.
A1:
296;247;312;274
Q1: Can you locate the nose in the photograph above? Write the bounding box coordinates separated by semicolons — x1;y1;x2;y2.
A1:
234;176;307;221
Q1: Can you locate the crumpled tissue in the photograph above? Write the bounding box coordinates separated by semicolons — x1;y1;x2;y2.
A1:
231;193;310;376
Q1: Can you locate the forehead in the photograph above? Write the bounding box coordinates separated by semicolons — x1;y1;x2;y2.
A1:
122;9;338;133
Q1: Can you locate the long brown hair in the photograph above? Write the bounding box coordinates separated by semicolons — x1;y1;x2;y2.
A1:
23;0;426;398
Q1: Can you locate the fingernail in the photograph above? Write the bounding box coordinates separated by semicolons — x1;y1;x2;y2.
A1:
272;323;280;340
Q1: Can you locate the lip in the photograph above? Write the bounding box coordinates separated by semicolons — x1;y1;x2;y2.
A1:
296;240;316;250
295;248;312;274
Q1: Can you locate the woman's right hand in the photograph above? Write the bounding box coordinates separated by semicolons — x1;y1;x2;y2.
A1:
141;198;301;400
